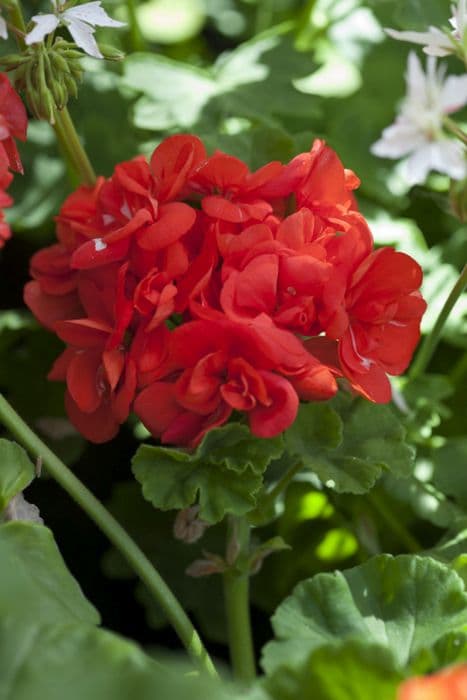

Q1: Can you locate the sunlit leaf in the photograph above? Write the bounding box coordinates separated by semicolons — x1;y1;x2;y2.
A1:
262;554;467;674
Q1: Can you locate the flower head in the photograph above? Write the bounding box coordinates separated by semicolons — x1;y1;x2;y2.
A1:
371;52;467;184
386;0;467;57
25;0;125;59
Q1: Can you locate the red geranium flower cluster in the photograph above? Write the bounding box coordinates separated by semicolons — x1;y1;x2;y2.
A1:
0;73;27;248
24;135;427;445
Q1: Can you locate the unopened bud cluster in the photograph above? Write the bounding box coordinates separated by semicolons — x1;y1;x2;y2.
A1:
0;39;83;123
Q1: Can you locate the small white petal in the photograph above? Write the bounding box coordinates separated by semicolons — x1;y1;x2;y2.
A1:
64;2;125;28
371;121;426;159
0;14;8;40
439;74;467;114
405;144;435;184
430;139;467;179
386;26;453;55
25;13;60;44
64;16;102;58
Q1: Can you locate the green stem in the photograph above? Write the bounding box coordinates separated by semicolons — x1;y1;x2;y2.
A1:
7;0;26;49
450;350;467;385
368;491;421;553
410;264;467;380
0;393;217;678
444;117;467;145
125;0;146;52
223;517;256;684
54;107;96;187
265;461;303;505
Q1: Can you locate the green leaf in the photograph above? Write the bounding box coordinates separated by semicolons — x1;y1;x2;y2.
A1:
0;439;35;511
284;397;414;494
0;521;99;626
366;0;447;30
122;28;318;140
261;554;467;674
132;423;283;523
263;641;403;700
0;619;237;700
432;438;467;510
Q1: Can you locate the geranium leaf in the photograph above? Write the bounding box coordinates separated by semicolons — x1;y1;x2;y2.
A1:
132;423;283;523
261;554;467;674
263;641;403;700
284;397;414;494
0;521;238;699
431;438;467;510
0;521;99;626
0;617;238;700
0;439;35;511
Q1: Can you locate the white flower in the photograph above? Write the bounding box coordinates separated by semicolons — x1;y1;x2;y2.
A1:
25;0;125;59
385;0;467;57
371;52;467;185
0;10;8;40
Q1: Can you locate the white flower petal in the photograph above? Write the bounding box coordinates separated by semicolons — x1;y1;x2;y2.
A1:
0;14;7;40
406;52;429;106
405;144;435;184
430;139;467;179
65;16;102;58
25;13;60;44
386;26;453;55
64;1;125;28
439;74;467;114
371;121;425;159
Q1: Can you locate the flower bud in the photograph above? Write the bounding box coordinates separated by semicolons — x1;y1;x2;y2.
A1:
97;44;126;61
1;40;83;123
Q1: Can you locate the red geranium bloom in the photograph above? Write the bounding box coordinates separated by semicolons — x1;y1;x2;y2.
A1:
0;165;13;249
48;265;137;443
55;135;206;272
317;245;426;402
398;665;467;700
0;73;27;174
190;151;284;224
134;317;337;446
24;133;426;446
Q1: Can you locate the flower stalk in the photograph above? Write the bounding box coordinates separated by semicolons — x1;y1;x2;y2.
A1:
0;392;217;678
54;106;96;186
223;516;256;684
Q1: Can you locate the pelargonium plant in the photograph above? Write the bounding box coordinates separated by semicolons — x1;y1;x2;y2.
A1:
0;1;467;699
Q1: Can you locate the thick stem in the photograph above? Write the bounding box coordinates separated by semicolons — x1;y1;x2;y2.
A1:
410;264;467;379
223;517;256;684
0;393;217;678
54;107;96;187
